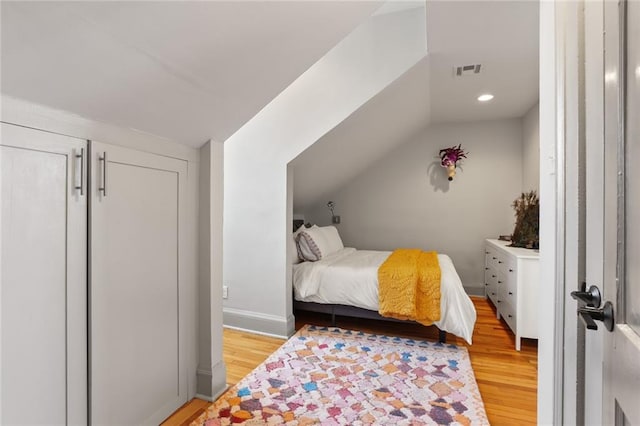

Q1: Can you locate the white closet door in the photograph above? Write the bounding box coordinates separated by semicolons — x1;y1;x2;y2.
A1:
90;141;188;426
1;123;87;425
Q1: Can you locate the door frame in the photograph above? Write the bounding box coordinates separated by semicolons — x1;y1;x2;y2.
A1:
540;0;616;424
538;0;567;422
538;0;593;424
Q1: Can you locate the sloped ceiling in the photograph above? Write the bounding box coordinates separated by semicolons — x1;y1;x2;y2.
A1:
1;0;539;210
0;1;381;147
291;58;431;209
292;0;539;211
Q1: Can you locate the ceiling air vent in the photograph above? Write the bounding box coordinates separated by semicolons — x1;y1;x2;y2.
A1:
454;64;482;77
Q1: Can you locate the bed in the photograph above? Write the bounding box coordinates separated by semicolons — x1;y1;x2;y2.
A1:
291;226;477;344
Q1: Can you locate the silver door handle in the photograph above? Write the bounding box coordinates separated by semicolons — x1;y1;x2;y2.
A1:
99;152;107;196
75;148;84;195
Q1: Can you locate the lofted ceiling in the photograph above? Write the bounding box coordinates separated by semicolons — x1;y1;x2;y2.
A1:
0;1;381;147
292;0;539;211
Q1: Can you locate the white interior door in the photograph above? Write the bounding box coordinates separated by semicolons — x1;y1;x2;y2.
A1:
89;141;188;425
1;123;87;425
600;0;640;424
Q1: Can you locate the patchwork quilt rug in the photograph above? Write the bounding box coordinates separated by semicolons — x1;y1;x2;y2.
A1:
194;325;488;425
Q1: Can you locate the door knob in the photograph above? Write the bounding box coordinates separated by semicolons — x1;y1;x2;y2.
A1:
570;282;601;307
577;302;614;332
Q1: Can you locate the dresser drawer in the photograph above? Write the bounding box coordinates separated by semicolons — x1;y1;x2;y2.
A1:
501;300;517;333
495;252;508;269
485;247;499;269
485;265;499;303
500;277;517;307
487;284;499;305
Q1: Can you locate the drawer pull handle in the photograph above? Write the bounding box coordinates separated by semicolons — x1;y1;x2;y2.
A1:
492;257;497;260
498;261;503;264
491;292;495;295
508;314;513;318
509;291;513;295
485;251;489;254
492;275;496;278
497;300;501;303
498;280;502;284
485;267;489;270
485;283;489;286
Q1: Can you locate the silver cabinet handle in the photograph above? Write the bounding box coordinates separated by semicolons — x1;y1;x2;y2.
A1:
75;148;84;195
99;152;107;196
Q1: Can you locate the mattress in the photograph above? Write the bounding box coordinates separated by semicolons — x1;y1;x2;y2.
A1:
293;248;477;344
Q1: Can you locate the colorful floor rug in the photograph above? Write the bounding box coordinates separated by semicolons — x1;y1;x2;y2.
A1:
194;325;488;425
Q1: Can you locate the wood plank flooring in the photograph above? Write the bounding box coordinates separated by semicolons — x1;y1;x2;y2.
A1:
163;297;537;425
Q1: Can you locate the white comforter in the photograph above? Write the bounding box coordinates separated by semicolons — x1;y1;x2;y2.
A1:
293;248;476;344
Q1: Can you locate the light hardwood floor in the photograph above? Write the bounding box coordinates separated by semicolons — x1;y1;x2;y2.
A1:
163;297;537;425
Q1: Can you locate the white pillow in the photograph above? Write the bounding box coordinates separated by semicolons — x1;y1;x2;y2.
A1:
296;226;344;261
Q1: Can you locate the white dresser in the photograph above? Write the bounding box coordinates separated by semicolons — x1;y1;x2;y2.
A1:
484;239;539;350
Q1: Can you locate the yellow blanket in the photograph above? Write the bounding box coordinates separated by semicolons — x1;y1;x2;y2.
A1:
378;249;441;326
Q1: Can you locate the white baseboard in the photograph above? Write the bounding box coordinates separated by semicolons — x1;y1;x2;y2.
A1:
196;359;227;400
196;369;212;398
211;360;227;400
196;383;230;403
223;307;294;339
464;285;486;297
223;324;289;340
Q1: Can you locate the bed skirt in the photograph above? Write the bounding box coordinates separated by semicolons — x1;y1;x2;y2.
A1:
293;300;447;343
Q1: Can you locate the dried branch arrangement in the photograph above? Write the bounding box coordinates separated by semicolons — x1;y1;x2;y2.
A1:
510;190;539;249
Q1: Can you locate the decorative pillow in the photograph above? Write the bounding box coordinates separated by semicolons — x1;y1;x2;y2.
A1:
290;224;309;265
296;226;344;262
296;230;322;262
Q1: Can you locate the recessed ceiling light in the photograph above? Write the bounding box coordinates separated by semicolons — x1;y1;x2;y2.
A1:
477;94;494;102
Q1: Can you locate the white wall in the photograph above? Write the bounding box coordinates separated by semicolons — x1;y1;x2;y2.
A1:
197;143;212;397
223;4;428;337
302;119;524;295
208;141;227;399
196;142;226;400
522;102;540;193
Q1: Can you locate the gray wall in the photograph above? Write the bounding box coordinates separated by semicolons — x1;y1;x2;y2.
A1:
522;102;540;192
302;119;524;294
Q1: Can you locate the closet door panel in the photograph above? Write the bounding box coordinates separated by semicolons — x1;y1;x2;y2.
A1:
1;123;87;425
90;142;187;426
